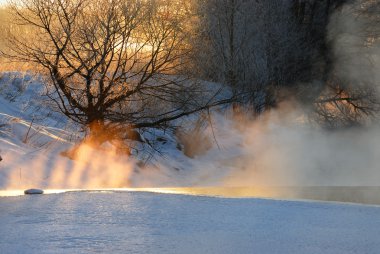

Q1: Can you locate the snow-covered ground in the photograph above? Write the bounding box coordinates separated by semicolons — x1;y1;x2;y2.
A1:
0;72;239;189
1;191;380;254
0;72;194;189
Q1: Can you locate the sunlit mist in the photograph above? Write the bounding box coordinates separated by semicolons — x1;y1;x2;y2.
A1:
2;142;134;190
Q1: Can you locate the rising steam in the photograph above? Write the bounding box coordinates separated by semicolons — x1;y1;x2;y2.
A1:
2;142;133;189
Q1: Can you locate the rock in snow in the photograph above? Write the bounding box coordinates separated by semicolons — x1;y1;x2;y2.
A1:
24;189;44;195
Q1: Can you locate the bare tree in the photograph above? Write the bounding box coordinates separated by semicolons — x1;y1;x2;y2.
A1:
0;6;12;69
3;0;228;147
312;0;380;128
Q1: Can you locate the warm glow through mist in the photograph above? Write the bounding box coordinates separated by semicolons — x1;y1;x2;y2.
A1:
2;142;134;190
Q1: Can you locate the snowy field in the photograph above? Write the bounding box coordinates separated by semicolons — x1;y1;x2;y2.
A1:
1;191;380;254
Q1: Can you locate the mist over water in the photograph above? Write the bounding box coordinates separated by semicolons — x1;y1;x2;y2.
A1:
217;112;380;187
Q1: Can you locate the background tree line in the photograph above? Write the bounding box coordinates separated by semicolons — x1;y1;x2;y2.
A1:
191;0;380;127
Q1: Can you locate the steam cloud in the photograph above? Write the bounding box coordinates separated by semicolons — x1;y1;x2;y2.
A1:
328;1;380;92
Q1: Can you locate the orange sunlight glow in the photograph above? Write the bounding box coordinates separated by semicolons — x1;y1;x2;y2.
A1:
0;187;284;198
2;142;134;191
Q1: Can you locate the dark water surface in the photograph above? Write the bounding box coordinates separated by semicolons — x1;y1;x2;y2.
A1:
164;186;380;205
